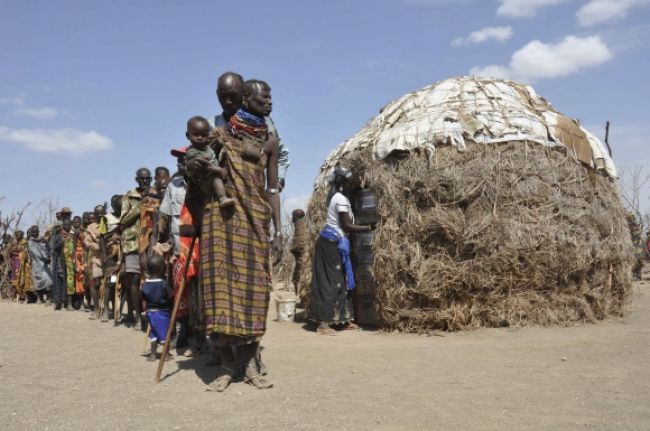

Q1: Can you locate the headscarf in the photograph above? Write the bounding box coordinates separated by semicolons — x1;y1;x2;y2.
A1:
326;166;353;205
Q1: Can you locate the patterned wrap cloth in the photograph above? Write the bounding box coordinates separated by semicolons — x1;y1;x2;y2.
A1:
9;241;22;292
139;188;161;259
172;204;200;320
64;231;85;295
120;189;142;255
201;121;271;341
27;238;52;293
10;239;31;298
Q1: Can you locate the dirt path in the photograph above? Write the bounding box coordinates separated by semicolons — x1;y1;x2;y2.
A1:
1;282;649;431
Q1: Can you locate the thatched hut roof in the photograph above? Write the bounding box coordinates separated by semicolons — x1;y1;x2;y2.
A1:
303;77;632;332
315;76;616;187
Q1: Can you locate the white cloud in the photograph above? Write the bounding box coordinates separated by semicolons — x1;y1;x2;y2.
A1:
14;106;59;120
470;35;613;82
577;0;650;27
452;26;513;46
0;95;26;106
497;0;568;18
1;94;60;120
0;127;114;154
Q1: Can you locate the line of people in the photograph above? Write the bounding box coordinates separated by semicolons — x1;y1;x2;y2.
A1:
0;70;378;392
1;72;292;392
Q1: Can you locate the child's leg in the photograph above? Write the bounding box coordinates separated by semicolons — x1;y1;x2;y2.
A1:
214;178;235;208
147;339;158;361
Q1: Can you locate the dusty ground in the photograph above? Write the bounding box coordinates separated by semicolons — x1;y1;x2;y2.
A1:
1;281;649;431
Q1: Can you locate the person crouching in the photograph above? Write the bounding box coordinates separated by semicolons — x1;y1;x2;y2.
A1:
141;255;173;362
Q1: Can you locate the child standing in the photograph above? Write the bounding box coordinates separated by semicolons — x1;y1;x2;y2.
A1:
141;254;173;361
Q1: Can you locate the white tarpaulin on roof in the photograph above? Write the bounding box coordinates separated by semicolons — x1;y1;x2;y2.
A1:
317;76;617;185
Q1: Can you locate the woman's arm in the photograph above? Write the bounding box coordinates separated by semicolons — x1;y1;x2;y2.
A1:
265;135;283;263
339;212;372;234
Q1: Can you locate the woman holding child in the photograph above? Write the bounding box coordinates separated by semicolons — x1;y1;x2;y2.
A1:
189;79;282;392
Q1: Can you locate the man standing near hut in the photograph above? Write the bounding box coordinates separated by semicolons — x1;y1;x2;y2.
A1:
290;209;307;296
210;71;290;190
627;212;645;280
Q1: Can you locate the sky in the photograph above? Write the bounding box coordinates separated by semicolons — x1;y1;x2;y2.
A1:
1;0;649;229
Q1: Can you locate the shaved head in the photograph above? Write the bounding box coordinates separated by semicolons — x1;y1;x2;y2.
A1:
136;167;151;178
217;71;245;119
217;71;244;89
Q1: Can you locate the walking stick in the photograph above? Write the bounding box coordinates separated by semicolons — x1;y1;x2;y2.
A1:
143;325;152;353
97;276;106;319
114;248;123;325
155;234;197;382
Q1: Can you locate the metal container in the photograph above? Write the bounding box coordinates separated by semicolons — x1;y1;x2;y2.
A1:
352;232;374;265
355;299;379;326
354;189;379;225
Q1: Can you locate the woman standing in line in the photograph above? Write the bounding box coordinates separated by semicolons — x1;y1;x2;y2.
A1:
195;79;282;392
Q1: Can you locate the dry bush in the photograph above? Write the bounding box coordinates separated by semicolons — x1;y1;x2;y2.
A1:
301;142;634;331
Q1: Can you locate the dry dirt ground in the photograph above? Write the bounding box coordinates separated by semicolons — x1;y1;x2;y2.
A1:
1;282;649;431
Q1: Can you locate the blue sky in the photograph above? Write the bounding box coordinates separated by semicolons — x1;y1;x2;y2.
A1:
1;0;649;228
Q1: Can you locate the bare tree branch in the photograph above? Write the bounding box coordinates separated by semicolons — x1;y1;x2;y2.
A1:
618;165;650;230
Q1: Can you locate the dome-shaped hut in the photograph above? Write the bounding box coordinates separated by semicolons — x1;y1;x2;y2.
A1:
302;76;633;332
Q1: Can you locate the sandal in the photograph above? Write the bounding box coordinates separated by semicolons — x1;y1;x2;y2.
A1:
245;368;273;389
344;322;360;330
206;367;233;392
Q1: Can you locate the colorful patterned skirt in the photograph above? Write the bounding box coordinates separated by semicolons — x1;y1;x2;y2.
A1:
201;200;271;341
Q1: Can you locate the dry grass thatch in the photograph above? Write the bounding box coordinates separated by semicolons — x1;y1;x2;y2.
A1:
300;142;634;331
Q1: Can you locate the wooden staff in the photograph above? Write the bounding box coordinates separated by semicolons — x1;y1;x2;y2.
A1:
142;325;152;353
155;234;197;382
97;276;106;319
113;247;123;325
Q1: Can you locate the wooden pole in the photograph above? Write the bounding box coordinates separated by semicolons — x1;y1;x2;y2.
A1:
142;325;152;353
97;278;105;319
113;248;123;325
155;235;197;383
604;121;612;157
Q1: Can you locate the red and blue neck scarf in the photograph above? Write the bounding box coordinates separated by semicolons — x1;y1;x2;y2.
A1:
228;109;268;140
